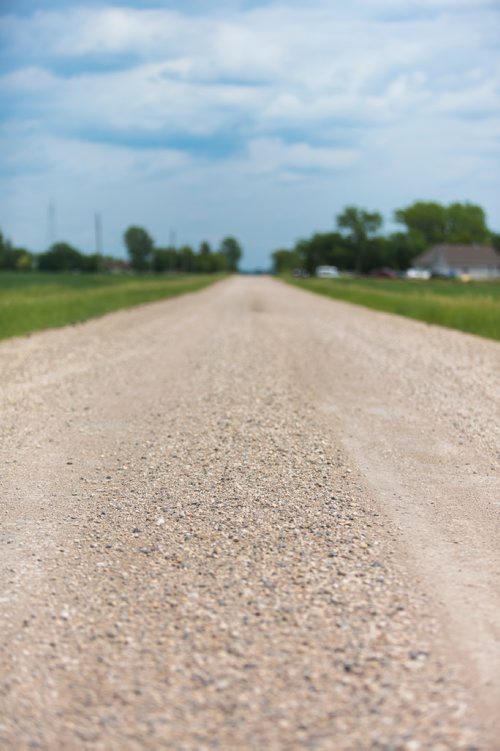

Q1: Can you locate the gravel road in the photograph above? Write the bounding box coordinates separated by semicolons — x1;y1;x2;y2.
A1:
1;276;499;750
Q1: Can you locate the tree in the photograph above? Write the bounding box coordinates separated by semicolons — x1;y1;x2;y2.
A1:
38;242;86;272
394;201;447;246
195;247;228;273
0;230;7;268
80;253;100;272
446;202;489;243
195;241;213;272
196;246;211;273
199;241;212;256
394;201;490;246
294;232;348;274
220;236;242;272
336;206;383;273
124;226;154;271
385;232;425;270
0;231;34;271
272;249;301;274
209;252;229;273
15;250;34;271
153;247;178;273
179;245;196;273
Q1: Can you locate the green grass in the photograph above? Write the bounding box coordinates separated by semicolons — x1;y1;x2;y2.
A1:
0;272;224;341
285;276;500;341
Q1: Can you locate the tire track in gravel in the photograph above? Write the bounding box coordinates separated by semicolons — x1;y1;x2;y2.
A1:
1;276;498;749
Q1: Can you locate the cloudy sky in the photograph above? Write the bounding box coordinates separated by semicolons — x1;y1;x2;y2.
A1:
1;0;499;268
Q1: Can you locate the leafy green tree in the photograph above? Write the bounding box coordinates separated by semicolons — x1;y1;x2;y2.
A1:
38;242;86;272
362;237;394;271
199;241;212;256
195;241;214;272
0;230;6;268
272;249;301;274
209;252;229;273
82;253;100;272
179;245;196;273
220;236;242;272
15;250;34;271
196;248;212;273
153;247;178;273
336;206;383;273
395;201;491;247
394;201;447;245
385;232;426;270
446;202;489;243
0;231;34;271
295;232;347;274
124;226;154;271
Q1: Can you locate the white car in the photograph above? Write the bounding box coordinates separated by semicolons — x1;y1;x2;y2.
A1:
406;268;431;280
316;265;339;278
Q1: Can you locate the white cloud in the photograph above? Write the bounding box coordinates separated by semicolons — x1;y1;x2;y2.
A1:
3;3;499;134
246;138;359;174
0;125;192;181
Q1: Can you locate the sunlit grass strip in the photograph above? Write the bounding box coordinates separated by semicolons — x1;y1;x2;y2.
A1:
0;273;225;341
286;277;500;341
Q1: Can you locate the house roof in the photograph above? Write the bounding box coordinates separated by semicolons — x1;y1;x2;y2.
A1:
414;244;500;268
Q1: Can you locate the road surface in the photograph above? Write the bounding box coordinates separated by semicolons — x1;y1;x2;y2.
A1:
1;276;499;749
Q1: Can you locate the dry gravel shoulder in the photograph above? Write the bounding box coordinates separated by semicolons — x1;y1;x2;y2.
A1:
1;276;499;750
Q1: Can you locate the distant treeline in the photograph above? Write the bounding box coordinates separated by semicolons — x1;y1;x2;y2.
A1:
272;201;500;275
123;226;241;273
0;225;243;274
0;230;107;273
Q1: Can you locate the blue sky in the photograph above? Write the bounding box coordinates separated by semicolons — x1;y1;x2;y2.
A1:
1;0;499;268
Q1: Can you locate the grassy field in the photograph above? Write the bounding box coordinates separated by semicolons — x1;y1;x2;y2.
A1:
0;272;224;341
286;276;500;341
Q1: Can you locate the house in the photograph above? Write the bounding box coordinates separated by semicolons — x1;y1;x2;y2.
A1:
412;244;500;280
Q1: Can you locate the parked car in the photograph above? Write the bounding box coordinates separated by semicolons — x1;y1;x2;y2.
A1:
316;265;339;278
406;268;431;280
369;267;398;278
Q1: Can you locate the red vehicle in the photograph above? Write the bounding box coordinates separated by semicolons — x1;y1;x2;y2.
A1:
369;267;398;278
